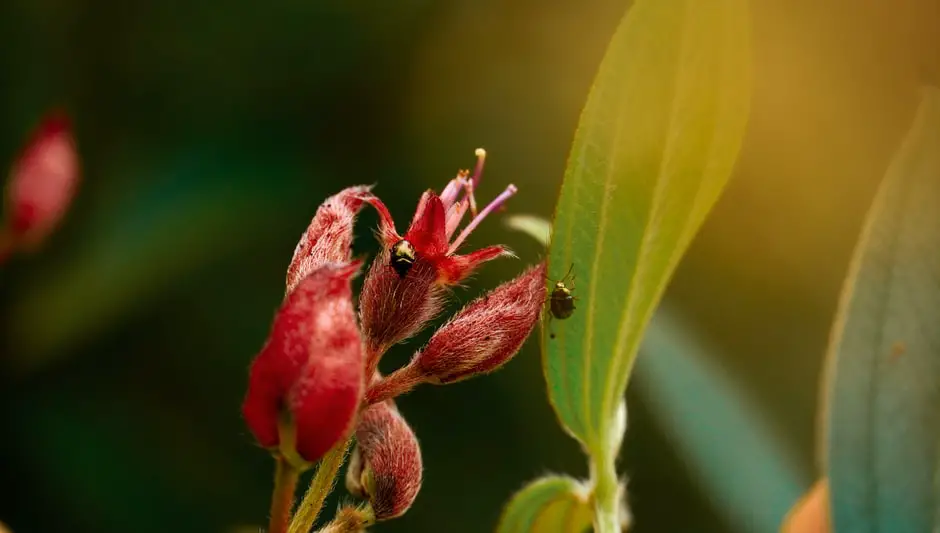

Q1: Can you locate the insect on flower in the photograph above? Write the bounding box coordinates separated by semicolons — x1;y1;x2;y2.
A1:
390;239;417;278
363;148;516;286
358;148;519;361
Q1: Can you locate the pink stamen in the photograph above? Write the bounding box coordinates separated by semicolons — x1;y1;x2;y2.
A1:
444;200;468;240
439;172;468;210
448;184;517;254
463;178;479;218
470;148;486;190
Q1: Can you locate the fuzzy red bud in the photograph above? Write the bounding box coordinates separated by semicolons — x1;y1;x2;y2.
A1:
413;262;545;384
358;250;445;363
242;262;364;466
285;186;374;294
345;402;422;521
4;112;79;249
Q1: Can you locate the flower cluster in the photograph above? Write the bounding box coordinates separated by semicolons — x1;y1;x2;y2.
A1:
1;111;80;264
241;149;546;528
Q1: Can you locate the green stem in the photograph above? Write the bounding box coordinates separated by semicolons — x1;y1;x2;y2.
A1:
314;504;375;533
269;455;301;533
288;439;352;533
591;451;621;533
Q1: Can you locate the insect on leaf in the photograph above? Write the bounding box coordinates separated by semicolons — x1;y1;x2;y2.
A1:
496;476;593;533
542;0;752;452
821;86;940;533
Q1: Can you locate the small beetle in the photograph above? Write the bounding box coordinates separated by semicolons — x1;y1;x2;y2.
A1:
548;265;576;339
549;264;576;320
550;280;576;320
390;239;417;278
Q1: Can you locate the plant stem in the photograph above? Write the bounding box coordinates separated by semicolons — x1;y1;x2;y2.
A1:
364;345;384;381
314;504;375;533
591;451;621;533
364;364;424;405
269;455;301;533
288;439;352;533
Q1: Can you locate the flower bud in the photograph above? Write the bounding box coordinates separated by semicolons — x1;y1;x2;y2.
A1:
242;262;364;466
345;402;422;521
4;111;79;249
413;262;545;383
285;186;374;294
358;248;445;361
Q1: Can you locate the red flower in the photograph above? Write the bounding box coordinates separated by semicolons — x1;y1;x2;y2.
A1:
244;186;376;464
242;262;365;466
243;150;539;524
2;111;80;259
359;149;518;364
366;149;516;285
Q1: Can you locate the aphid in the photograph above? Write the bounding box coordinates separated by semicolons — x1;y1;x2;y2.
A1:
390;239;417;278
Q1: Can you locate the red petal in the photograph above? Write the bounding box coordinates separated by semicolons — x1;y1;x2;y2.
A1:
241;343;283;448
286;186;374;294
361;194;401;246
291;354;363;462
436;245;510;284
242;262;365;462
403;191;447;257
6;111;79;245
414;262;545;383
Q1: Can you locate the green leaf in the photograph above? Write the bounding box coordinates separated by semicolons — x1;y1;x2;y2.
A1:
542;0;751;453
496;476;593;533
821;86;940;533
504;214;552;247
636;305;806;532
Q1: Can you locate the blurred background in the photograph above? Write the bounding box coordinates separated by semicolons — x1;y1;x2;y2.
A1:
1;0;938;532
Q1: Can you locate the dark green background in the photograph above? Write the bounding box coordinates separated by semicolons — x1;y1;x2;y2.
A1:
1;0;937;532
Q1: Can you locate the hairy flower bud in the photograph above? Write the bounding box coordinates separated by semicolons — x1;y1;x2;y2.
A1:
4;111;79;249
345;402;422;521
285;186;374;294
413;262;545;384
359;249;445;363
242;262;364;466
